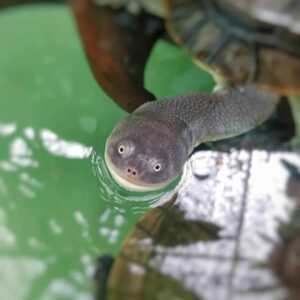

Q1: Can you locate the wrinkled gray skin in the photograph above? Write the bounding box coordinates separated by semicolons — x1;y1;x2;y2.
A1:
105;85;279;191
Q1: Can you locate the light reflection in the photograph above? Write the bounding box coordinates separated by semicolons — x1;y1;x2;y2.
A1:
28;237;45;249
20;172;42;189
48;219;63;235
157;150;297;299
98;208;126;245
99;227;119;244
40;129;92;159
39;278;92;300
0;123;141;253
10;138;37;168
0;161;17;172
74;211;91;241
128;262;146;276
80;254;95;278
254;8;300;35
0;257;46;300
121;150;299;300
0;123;16;136
0;125;95;202
18;184;36;199
24;127;35;140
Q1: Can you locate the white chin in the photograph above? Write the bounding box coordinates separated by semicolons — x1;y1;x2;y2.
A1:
105;154;166;192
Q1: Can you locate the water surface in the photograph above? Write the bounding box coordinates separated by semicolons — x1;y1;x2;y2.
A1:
0;4;213;299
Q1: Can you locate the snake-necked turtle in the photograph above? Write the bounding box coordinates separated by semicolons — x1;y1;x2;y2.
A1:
100;0;300;192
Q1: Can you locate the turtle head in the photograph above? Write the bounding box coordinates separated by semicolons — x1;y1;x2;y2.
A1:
105;114;188;192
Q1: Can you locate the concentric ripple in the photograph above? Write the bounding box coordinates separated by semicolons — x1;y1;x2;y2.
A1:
91;150;187;213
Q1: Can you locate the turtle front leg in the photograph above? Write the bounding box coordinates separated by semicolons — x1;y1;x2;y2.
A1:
69;0;163;113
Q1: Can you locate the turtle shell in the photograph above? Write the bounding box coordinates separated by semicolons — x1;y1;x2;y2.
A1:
164;0;300;95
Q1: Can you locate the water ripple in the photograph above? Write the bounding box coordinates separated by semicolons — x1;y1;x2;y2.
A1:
91;150;187;214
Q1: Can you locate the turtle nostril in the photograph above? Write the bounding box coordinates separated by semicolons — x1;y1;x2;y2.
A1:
126;168;137;177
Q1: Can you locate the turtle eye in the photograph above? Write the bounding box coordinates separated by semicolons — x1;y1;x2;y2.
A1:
117;142;135;156
153;163;162;172
118;145;125;154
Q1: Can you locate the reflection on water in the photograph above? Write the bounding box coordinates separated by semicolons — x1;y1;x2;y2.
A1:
107;150;300;300
1;123;175;214
154;151;296;300
41;129;92;159
91;150;187;214
0;123;143;300
1;122;184;216
1;122;185;214
0;121;188;299
0;257;46;300
0;4;216;299
0;123;17;136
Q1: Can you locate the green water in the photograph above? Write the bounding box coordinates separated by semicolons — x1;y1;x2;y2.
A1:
0;4;213;300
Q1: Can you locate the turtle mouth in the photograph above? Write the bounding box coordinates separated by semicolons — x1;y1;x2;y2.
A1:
104;152;167;192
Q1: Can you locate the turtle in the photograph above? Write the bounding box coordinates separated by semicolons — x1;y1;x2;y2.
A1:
82;1;300;297
93;0;300;93
1;1;300;299
2;1;299;192
96;150;300;300
94;0;300;192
